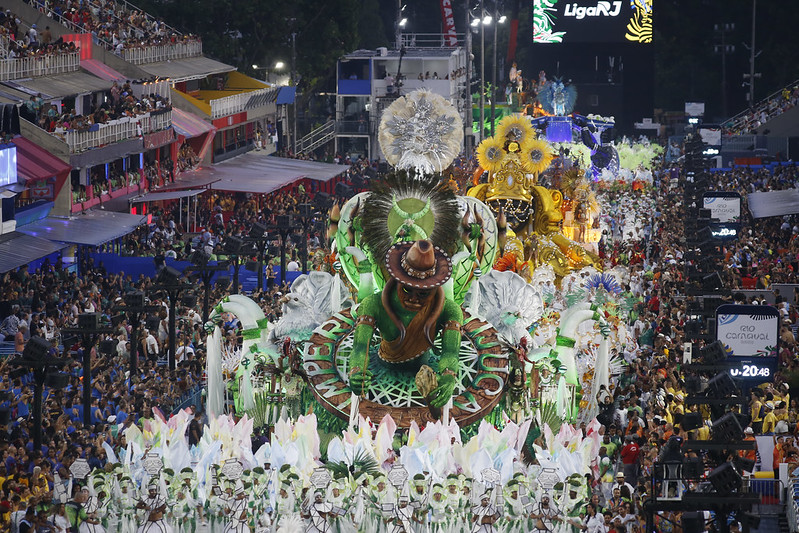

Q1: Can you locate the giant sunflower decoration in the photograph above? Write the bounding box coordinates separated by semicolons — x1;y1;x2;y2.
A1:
476;136;506;174
520;138;554;175
496;114;535;145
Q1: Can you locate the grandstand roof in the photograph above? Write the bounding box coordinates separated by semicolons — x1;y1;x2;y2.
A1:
0;232;65;274
1;71;113;100
137;56;236;83
17;210;147;247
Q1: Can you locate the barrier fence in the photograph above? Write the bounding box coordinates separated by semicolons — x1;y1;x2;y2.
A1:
210;88;272;119
120;41;202;65
0;51;79;81
55;110;172;153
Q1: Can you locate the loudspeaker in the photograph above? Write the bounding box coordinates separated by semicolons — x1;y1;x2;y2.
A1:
157;266;183;284
0;408;9;425
182;295;197;308
223;236;245;254
681;512;705;533
733;456;756;474
684;320;703;337
335;182;354;197
78;313;100;330
708;462;741;494
124;291;145;308
45;372;69;389
313;192;331;209
190;248;211;266
245;261;259;272
99;340;117;356
22;336;51;361
700;340;727;364
708;371;737;397
250;221;268;238
682;412;703;432
711;412;744;441
216;276;230;288
682;457;704;479
702;272;723;291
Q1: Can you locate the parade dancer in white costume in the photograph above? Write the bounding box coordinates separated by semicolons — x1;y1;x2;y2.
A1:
429;484;448;531
387;495;420;533
116;476;139;533
83;483;107;533
302;491;334;533
470;492;502;533
531;494;561;533
223;484;250;533
137;479;173;533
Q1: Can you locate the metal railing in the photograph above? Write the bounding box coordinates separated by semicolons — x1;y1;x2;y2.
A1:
296;120;335;154
53;110;172;153
209;88;272;119
743;476;784;504
0;51;80;81
168;384;204;416
120;41;202;65
725;77;799;133
790;476;799;533
397;32;465;49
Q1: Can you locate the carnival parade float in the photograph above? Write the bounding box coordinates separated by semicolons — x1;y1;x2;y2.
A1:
87;91;654;533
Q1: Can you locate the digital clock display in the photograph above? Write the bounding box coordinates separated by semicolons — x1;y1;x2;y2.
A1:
729;364;771;378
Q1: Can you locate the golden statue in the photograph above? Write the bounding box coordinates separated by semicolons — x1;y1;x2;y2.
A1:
469;115;601;281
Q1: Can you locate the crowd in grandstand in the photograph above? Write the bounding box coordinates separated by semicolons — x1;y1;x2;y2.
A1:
0;142;798;531
725;83;799;135
21;84;171;134
27;0;200;53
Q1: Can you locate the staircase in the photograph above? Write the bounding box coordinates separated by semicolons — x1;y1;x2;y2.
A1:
295;120;335;155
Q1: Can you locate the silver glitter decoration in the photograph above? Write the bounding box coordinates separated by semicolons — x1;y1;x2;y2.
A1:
378;90;463;174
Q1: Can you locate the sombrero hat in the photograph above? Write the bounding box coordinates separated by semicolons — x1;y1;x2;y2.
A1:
385;239;452;289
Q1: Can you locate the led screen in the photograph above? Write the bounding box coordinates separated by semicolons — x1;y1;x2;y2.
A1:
0;145;17;188
533;0;653;44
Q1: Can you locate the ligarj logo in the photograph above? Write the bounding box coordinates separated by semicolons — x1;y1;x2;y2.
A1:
564;1;623;19
718;314;738;326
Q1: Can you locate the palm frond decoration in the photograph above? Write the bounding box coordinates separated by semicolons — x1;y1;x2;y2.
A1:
246;391;273;429
538;401;564;434
325;449;381;481
496;115;536;145
476;136;507;174
520;138;554;175
564;289;586;308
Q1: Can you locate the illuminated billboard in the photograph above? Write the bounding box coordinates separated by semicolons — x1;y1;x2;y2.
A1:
533;0;653;44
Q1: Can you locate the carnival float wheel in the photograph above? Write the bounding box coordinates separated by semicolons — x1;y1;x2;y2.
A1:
303;309;509;428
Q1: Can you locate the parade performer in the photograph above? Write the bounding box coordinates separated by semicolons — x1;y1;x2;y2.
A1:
470;492;502;533
172;469;201;533
137;479;172;533
115;476;139;533
303;491;334;533
531;494;562;533
387;495;420;533
223;484;250;533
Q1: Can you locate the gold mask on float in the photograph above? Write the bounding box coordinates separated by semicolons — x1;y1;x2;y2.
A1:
485;149;534;230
